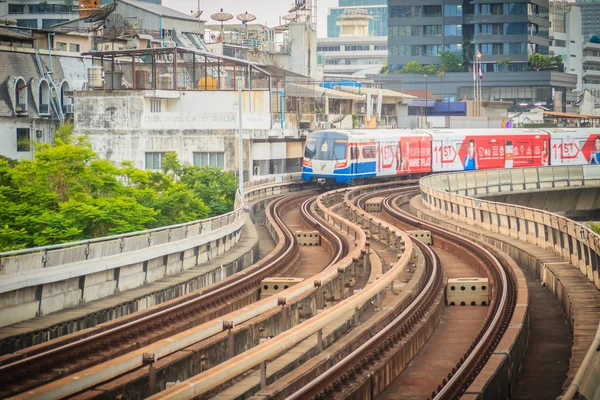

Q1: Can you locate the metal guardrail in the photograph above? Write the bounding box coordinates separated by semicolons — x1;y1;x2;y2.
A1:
419;165;600;400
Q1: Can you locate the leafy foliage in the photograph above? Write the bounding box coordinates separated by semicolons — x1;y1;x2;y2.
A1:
397;51;466;75
0;126;237;251
528;54;563;71
590;222;600;236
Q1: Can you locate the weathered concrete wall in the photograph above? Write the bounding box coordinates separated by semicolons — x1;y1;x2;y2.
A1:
482;187;600;213
0;178;304;329
419;165;600;400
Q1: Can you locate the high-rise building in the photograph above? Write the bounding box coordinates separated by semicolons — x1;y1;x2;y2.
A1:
387;0;551;72
2;0;162;30
327;0;388;37
576;0;600;39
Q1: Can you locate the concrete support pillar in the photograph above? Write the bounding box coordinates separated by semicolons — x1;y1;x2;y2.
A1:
317;328;323;352
260;361;267;389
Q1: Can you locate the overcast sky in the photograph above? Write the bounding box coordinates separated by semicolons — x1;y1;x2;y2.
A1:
162;0;337;37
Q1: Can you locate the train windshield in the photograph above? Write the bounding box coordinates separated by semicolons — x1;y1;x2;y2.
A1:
304;132;348;161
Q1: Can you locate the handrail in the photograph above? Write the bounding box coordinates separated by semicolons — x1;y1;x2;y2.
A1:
0;174;301;258
420;165;600;400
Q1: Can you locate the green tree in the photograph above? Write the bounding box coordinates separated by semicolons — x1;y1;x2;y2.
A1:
529;54;563;71
379;63;388;74
438;50;465;72
400;61;425;74
0;124;239;251
423;64;439;75
497;57;514;72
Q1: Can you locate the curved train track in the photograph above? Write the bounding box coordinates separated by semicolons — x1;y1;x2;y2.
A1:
0;192;345;398
285;184;517;399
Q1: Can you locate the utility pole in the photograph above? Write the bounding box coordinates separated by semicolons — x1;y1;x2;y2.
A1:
424;74;428;128
238;81;245;207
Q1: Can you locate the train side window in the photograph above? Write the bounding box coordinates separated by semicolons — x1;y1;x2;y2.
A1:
362;146;376;159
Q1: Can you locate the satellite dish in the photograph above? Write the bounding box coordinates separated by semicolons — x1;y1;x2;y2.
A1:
211;8;233;40
282;13;299;22
236;11;257;24
289;0;307;13
102;13;129;43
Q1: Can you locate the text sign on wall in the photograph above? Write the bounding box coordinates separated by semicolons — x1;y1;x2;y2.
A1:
140;112;270;130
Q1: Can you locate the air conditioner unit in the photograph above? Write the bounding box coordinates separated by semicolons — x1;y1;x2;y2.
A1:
63;104;75;114
317;121;331;130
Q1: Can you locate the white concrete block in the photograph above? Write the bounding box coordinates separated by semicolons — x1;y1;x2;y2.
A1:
148;256;165;269
42;277;79;297
0;301;39;328
0;286;36;308
166;260;183;276
88;239;122;258
152;230;170;245
1;252;44;275
118;272;146;291
119;262;144;277
85;269;114;286
84;280;117;302
40;289;82;315
146;265;166;283
46;245;87;267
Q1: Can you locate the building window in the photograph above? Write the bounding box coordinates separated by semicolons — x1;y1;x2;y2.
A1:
55;42;67;51
69;43;80;52
42;19;68;29
16;128;30;152
424;25;442;36
390;45;411;57
444;44;462;54
194;152;225;169
150;99;161;113
15;19;38;28
390;5;412;18
424;45;440;56
411;26;423;37
444;5;463;16
345;45;370;51
373;44;387;51
145;152;166;170
444;25;462;36
316;45;340;52
423;5;442;16
508;42;527;54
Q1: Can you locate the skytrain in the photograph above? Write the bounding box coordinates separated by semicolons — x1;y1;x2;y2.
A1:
301;128;600;185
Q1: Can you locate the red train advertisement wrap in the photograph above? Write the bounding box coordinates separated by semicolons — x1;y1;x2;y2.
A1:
432;133;549;172
377;135;432;175
550;132;600;165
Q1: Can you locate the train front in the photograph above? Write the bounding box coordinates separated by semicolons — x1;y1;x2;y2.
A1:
302;131;351;186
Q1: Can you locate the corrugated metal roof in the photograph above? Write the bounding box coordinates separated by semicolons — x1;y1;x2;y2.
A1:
118;0;198;22
0;27;34;41
544;111;600;119
286;83;365;100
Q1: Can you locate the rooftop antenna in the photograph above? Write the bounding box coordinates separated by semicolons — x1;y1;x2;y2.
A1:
211;8;233;42
236;11;256;47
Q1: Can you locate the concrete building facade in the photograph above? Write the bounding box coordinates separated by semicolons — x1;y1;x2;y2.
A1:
387;0;551;72
73;47;305;180
576;0;600;39
327;0;388;38
369;70;577;112
1;0;162;29
318;8;388;77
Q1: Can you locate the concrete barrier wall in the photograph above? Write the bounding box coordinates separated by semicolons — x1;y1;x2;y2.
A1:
0;175;304;327
420;165;600;400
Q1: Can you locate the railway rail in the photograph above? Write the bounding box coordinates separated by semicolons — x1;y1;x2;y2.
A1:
286;183;518;399
0;192;339;399
382;189;517;399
